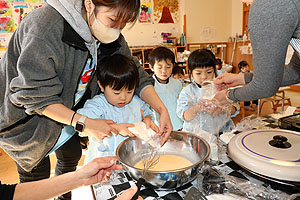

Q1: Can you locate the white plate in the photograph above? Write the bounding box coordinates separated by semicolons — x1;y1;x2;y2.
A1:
228;129;300;182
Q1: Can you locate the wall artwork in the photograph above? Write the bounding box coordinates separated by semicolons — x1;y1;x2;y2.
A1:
0;0;44;33
0;0;44;54
0;0;14;33
153;0;179;24
138;0;152;23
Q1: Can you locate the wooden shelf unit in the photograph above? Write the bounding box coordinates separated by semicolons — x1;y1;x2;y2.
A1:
130;42;254;75
187;42;228;62
243;3;251;36
187;41;253;73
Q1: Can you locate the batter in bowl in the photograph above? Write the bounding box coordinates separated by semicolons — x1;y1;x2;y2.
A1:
134;154;193;171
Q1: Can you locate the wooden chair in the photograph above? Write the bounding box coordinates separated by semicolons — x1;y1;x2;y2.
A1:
239;101;260;118
239;101;246;118
259;88;292;115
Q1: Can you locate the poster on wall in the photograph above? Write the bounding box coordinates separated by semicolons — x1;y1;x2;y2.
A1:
153;0;179;24
0;0;45;56
138;0;152;23
0;0;15;33
0;0;44;33
12;0;44;27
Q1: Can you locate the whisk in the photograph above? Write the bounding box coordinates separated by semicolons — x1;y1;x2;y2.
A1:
131;147;160;200
131;110;161;200
139;109;160;175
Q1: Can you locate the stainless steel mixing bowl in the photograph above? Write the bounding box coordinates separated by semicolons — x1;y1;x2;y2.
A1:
116;131;210;190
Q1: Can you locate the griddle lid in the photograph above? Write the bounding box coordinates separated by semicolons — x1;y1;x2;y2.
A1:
228;129;300;182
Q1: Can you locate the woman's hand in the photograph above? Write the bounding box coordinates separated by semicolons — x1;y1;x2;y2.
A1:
112;123;135;137
143;115;159;133
214;73;245;90
84;118;118;140
12;156;137;200
140;86;172;146
213;89;232;107
115;186;144;200
158;108;173;146
76;156;122;186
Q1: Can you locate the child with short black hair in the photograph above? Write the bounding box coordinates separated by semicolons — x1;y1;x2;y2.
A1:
76;54;158;162
172;64;185;81
215;58;222;70
238;60;250;73
238;60;258;110
171;64;186;88
215;58;226;76
149;46;183;130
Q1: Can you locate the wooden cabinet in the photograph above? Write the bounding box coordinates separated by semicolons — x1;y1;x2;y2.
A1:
130;47;153;70
130;46;188;74
243;3;251;36
187;42;228;62
225;41;252;73
187;41;253;73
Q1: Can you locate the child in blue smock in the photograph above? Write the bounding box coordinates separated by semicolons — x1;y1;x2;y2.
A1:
177;49;239;134
77;54;158;163
177;49;239;161
149;47;183;130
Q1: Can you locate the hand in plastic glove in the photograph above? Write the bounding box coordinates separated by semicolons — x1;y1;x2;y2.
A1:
183;100;221;121
222;103;234;116
212;90;234;114
213;90;230;107
213;73;245;90
196;99;222;117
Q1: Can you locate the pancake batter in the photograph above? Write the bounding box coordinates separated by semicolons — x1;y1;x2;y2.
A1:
134;154;193;171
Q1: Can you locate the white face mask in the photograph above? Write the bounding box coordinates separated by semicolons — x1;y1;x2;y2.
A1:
89;12;121;44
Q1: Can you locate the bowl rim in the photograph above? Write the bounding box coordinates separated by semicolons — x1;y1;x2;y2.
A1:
116;130;211;173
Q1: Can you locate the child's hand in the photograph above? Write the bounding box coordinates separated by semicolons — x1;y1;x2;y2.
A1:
213;89;228;106
143;116;159;133
196;99;223;117
84;118;118;140
111;123;135;137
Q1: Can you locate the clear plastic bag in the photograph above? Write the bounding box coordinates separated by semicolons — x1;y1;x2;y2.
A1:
220;115;263;145
197;164;300;200
128;122;161;148
197;81;232;134
234;114;263;132
189;81;232;163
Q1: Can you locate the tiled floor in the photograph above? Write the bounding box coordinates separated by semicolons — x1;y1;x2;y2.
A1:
0;89;299;199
